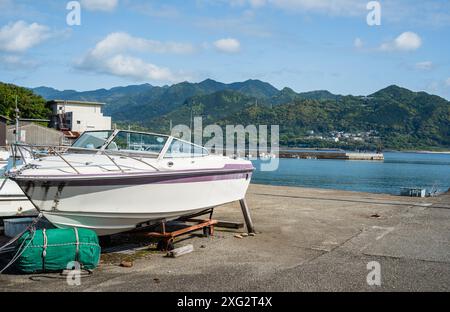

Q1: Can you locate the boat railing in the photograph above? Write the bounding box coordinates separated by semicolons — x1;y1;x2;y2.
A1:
10;143;160;174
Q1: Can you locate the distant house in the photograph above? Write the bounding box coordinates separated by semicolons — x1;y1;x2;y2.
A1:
47;100;112;133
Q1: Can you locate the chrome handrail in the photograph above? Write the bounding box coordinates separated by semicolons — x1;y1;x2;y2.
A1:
102;152;124;173
10;143;161;174
48;146;80;174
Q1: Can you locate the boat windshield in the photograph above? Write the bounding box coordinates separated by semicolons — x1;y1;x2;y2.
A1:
71;130;208;158
164;138;208;158
106;131;168;156
72;131;114;149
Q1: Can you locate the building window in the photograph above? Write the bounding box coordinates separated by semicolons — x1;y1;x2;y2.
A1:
77;121;81;124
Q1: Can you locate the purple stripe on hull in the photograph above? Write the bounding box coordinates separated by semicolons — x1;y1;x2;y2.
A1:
159;172;251;184
14;169;253;188
13;163;254;180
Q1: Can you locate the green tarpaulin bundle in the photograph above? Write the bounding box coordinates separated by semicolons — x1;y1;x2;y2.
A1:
15;228;101;274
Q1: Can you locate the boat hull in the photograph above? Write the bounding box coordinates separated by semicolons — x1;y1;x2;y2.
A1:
0;179;37;217
14;171;252;235
0;196;37;217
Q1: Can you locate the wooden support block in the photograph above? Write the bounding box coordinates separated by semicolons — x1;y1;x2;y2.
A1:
167;244;194;258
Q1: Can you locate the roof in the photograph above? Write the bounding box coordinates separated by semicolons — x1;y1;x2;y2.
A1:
7;123;64;135
0;115;11;121
47;100;106;106
61;130;81;139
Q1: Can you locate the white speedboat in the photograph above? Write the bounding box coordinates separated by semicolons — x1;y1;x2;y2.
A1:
0;153;37;218
0;178;37;217
8;130;254;235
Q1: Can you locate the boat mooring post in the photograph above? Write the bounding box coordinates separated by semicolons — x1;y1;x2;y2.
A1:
239;198;255;234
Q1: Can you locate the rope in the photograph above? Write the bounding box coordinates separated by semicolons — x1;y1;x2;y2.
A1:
24;242;99;249
0;213;43;274
24;242;99;248
74;228;79;262
60;268;93;278
0;215;99;275
42;229;47;272
0;228;36;274
27;269;93;282
0;213;43;253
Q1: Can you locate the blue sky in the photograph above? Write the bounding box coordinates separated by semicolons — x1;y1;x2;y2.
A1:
0;0;449;99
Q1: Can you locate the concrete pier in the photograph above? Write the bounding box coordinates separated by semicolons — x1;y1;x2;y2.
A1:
1;184;449;291
278;150;384;160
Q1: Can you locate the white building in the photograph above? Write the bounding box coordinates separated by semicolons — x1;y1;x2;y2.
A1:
48;100;111;133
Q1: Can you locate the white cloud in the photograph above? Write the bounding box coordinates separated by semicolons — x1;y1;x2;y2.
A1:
81;0;118;12
415;61;433;71
89;32;195;57
213;38;241;53
379;32;422;52
78;53;183;82
0;20;51;52
77;32;192;82
353;37;363;49
446;78;450;87
93;54;178;81
0;54;39;70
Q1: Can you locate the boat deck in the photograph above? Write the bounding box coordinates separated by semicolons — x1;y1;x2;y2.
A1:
1;184;449;291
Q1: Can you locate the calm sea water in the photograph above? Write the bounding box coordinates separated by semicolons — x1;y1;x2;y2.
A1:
251;152;450;195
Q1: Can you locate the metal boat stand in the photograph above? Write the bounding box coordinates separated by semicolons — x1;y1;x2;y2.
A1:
239;198;255;234
138;209;218;251
136;198;255;251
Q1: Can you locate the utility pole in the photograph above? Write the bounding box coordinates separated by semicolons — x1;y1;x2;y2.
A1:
14;95;20;143
189;107;193;142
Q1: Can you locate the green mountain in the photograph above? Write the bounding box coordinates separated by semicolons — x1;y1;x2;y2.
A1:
297;90;341;100
30;80;450;150
32;79;283;124
1;82;50;120
149;85;450;150
150;90;259;131
32;84;153;104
